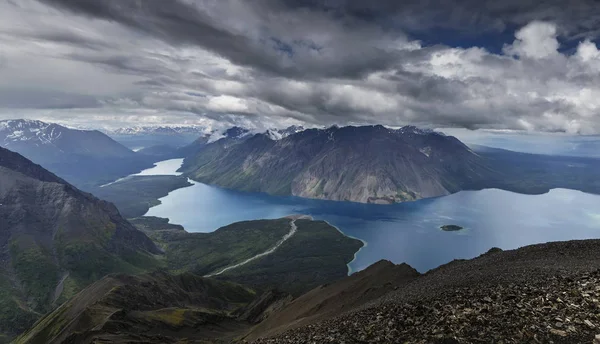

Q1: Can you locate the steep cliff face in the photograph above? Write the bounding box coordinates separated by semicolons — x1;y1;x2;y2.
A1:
0;147;161;338
183;125;492;203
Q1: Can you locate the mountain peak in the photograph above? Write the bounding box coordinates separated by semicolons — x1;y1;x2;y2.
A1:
264;125;305;140
224;126;250;139
397;125;441;136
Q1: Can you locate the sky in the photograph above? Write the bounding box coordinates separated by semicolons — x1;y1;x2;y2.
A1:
1;0;600;133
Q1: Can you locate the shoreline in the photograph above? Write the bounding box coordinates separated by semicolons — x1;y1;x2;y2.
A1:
283;214;367;276
320;219;367;276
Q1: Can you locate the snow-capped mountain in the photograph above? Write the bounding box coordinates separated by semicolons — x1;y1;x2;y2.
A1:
107;126;207;136
105;126;209;149
264;125;305;140
396;125;442;136
0;119;62;146
0;119;134;158
0;119;152;188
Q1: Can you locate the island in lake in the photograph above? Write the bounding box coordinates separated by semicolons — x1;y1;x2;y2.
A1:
440;224;464;231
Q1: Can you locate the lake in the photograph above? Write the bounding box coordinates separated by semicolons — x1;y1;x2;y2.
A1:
144;160;600;273
100;158;184;187
133;158;184;176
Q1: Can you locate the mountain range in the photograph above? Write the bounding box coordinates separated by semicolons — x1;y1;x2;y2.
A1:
3;120;600;343
180;124;600;204
0;120;156;189
107;126;207;136
0;120;134;162
104;126;209;150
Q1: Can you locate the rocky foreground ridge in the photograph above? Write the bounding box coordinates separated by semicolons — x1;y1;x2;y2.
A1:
253;270;600;343
248;240;600;344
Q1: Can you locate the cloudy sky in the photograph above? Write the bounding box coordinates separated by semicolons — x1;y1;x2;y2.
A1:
1;0;600;133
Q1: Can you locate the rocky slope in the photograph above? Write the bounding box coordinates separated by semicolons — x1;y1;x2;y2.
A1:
249;240;600;343
244;260;420;341
182;125;494;203
0;147;161;339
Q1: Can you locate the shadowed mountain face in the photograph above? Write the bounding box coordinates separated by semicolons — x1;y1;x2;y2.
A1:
0;120;154;189
0;120;134;163
0;147;161;338
182;125;494;203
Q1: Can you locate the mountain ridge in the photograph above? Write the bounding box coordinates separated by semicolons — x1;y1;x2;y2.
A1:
181;124;495;203
0;119;157;189
180;124;600;204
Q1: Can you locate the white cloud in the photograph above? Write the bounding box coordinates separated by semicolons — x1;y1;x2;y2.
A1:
503;21;560;59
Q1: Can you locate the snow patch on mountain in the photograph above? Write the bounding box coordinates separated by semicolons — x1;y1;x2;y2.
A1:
0;120;61;146
264;125;305;140
108;126;207;136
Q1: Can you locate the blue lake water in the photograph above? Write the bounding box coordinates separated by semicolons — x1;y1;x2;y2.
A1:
144;161;600;273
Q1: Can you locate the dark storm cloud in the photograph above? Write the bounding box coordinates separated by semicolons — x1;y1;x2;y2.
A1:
37;0;403;79
2;0;600;133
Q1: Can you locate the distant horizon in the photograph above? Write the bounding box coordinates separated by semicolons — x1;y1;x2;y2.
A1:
2;117;599;138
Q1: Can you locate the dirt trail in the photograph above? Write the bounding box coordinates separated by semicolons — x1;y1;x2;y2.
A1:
53;272;69;304
205;219;298;277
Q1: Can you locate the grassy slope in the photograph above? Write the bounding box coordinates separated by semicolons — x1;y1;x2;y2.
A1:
217;219;364;296
8;215;363;342
15;272;257;344
2;217;163;340
138;218;293;276
134;216;363;295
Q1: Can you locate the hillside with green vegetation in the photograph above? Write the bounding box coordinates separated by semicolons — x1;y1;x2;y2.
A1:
0;145;364;342
134;218;293;276
133;216;363;296
92;175;192;218
14;271;257;344
15;215;364;343
217;219;364;296
0;147;162;341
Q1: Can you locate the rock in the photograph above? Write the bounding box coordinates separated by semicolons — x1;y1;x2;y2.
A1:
250;265;600;344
